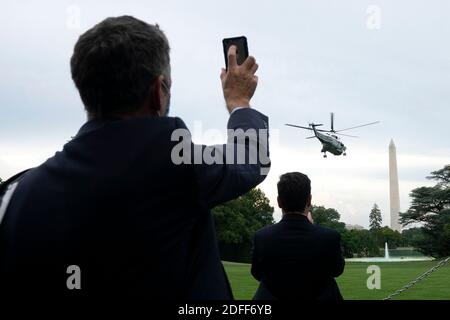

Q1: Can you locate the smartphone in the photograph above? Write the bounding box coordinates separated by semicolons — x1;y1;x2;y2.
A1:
223;36;249;70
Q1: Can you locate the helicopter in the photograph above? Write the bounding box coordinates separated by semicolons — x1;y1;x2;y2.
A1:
286;113;379;158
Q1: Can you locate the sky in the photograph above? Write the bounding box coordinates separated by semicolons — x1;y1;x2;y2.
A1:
0;0;449;228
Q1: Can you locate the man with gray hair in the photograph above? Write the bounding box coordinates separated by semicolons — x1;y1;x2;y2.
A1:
0;16;269;299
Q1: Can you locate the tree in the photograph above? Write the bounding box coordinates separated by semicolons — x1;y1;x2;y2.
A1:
310;205;380;257
212;188;274;263
400;165;450;257
428;166;450;187
369;204;382;230
212;188;274;245
310;206;346;232
356;229;381;257
341;229;380;258
371;226;403;248
401;227;425;247
414;209;450;257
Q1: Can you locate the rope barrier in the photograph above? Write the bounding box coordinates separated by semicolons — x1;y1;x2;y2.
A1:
383;256;450;300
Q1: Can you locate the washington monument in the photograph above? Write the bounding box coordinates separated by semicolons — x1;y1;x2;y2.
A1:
389;139;402;232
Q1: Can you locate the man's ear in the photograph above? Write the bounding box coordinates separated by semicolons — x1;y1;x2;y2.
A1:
307;194;312;208
277;196;283;209
150;75;164;116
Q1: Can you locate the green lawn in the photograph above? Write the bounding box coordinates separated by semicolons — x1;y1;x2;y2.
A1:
223;260;450;300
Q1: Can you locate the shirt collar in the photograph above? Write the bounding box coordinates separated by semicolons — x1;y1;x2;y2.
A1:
281;212;310;222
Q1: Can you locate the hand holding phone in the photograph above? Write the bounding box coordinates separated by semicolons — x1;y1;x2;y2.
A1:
223;36;249;70
220;37;259;114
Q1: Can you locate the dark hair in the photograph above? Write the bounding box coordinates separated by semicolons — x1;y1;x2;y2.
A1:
70;16;170;118
277;172;311;212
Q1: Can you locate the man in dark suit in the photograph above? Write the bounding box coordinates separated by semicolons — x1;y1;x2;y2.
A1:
0;16;269;299
251;172;344;301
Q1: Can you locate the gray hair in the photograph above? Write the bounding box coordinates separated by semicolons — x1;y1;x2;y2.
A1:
71;15;170;118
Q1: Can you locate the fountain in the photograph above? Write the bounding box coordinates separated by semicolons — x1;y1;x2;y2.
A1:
346;242;433;262
384;242;390;259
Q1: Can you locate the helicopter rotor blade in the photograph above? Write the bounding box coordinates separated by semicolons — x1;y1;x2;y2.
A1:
285;124;313;131
286;123;330;133
306;136;316;139
335;132;359;138
336;121;380;132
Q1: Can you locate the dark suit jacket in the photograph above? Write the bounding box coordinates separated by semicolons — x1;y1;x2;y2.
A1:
0;108;269;299
251;213;345;301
